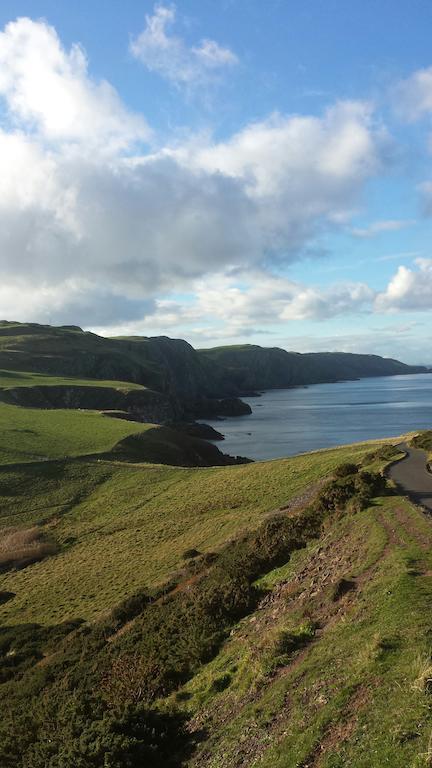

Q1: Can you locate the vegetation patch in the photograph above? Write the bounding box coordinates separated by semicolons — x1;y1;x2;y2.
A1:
0;526;58;572
412;430;432;454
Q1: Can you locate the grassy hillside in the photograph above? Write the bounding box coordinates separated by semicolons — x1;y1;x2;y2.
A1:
0;369;145;390
0;323;426;412
0;402;154;464
179;492;432;768
2;438;431;767
0;321;220;399
0;350;430;767
0;440;377;625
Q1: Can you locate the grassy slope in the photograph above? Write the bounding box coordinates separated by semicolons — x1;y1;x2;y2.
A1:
175;490;432;768
0;402;154;464
0;441;379;625
0;369;145;390
0;371;430;765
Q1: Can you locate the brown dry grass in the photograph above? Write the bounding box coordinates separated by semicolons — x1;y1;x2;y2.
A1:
0;526;58;571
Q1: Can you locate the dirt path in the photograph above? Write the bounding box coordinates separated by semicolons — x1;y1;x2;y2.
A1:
388;442;432;511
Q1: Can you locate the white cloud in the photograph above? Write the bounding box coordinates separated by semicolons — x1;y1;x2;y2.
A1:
0;18;390;330
279;282;373;320
130;4;238;87
375;258;432;311
168;101;386;254
394;67;432;121
274;327;428;365
0;17;149;151
104;271;374;341
350;219;414;238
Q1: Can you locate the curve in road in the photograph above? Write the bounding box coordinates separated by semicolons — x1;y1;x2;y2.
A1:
388;442;432;512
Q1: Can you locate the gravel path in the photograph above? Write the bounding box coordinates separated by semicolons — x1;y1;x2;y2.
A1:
388;442;432;511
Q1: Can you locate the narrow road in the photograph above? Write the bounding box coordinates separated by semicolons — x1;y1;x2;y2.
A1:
388;442;432;511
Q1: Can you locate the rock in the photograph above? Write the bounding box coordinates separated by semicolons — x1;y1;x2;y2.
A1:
166;421;225;441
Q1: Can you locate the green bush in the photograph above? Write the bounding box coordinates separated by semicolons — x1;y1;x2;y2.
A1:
334;463;358;478
273;622;316;655
210;673;231;692
412;431;432;452
363;444;401;463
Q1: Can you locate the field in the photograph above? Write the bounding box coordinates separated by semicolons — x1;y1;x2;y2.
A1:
0;369;146;391
0;402;154;464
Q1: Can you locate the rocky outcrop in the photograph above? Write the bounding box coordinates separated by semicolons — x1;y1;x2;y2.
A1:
166;421;225;441
111;426;252;467
190;397;252;419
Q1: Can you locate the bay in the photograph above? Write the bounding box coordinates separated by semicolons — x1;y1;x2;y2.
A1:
202;373;432;460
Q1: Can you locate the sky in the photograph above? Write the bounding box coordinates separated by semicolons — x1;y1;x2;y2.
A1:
0;2;432;362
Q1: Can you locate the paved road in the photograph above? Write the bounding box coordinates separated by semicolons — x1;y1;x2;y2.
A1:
388;442;432;511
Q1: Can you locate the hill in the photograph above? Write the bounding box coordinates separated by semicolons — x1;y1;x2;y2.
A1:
198;344;427;390
1;425;432;766
0;320;431;764
0;323;426;423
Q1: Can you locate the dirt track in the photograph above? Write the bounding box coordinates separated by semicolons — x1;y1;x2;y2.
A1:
388;442;432;511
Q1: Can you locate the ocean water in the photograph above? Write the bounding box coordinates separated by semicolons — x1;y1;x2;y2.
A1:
202;373;432;460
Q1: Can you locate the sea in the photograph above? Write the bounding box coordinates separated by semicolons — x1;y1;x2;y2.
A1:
202;373;432;460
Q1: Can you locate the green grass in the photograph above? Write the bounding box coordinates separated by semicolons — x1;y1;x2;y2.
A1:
0;369;145;390
0;402;153;464
176;493;432;768
0;441;381;625
0;389;429;765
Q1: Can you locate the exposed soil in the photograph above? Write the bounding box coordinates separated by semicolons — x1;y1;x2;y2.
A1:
300;681;378;767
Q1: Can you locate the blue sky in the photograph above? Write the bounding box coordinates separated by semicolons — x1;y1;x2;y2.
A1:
0;2;431;361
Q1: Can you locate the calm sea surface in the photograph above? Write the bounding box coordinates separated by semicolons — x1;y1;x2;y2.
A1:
203;374;432;460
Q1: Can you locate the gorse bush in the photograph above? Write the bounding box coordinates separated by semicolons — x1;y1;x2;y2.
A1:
334;462;359;478
363;443;402;463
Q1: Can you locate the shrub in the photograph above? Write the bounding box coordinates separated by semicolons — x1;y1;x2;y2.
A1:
273;621;316;655
363;444;402;463
211;673;231;692
412;432;432;452
334;463;358;478
110;590;152;628
182;548;201;560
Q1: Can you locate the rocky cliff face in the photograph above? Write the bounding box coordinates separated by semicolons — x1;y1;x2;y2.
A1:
0;323;427;415
0;385;177;423
198;345;428;391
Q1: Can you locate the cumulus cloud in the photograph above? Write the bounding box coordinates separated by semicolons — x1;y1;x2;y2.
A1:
168;101;386;254
375;258;432;312
0;18;390;329
394;66;432;121
0;17;149;151
109;271;374;342
276;326;428;365
130;4;238;87
0;278;154;327
350;219;414;238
